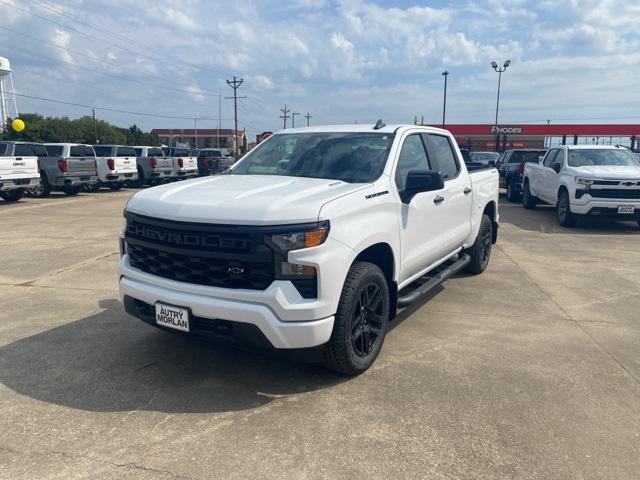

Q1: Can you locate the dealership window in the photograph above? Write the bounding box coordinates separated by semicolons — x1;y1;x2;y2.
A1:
424;134;460;180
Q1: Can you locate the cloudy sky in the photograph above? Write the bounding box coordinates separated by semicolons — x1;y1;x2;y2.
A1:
1;0;639;136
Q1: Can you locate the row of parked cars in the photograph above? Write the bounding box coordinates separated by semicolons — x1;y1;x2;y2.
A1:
493;146;640;227
0;141;234;202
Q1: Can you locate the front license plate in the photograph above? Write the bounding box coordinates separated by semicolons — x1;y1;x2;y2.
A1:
155;303;190;332
618;205;635;214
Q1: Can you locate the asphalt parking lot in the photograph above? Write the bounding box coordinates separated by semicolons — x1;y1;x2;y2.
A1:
0;190;638;480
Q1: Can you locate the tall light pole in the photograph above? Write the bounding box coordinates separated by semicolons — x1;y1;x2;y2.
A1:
491;59;510;152
441;70;449;126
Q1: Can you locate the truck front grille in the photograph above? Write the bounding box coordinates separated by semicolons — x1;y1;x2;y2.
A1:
124;213;275;290
586;189;640;199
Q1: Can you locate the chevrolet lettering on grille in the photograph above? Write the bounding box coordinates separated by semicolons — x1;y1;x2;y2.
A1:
127;224;248;249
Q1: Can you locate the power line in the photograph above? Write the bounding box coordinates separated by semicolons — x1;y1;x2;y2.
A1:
12;92;209;120
280;105;290;129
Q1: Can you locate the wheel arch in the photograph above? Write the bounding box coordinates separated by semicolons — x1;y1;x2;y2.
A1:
352;242;397;319
483;200;498;244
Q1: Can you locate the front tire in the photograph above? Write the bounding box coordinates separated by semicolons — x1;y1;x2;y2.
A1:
63;185;80;196
522;181;537;209
323;262;389;375
465;213;493;274
556;190;577;227
0;188;26;203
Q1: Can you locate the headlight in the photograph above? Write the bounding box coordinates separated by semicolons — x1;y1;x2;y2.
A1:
575;177;594;187
267;222;329;252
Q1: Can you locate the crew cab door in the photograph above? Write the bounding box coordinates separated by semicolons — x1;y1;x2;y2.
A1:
395;132;471;284
539;148;562;202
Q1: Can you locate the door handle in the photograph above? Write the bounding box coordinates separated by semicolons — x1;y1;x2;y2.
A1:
434;195;445;204
463;187;472;195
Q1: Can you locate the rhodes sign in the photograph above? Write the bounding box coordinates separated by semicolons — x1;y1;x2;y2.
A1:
490;126;523;135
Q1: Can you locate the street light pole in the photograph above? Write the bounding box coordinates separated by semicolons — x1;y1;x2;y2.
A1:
491;60;511;152
441;70;449;126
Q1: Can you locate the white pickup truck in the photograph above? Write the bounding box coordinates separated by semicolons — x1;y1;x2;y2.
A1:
92;145;139;190
119;124;499;374
0;141;41;203
522;145;640;227
162;147;198;179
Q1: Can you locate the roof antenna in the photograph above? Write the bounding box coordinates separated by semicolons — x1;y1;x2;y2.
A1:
373;119;385;130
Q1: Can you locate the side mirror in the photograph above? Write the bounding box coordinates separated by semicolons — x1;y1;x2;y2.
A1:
400;170;444;203
552;163;561;173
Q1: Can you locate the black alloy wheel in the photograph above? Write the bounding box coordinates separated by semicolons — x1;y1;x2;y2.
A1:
350;283;385;357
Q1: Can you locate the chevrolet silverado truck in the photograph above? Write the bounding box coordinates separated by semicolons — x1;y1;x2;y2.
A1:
522;145;640;227
162;147;198;180
133;146;175;186
92;145;139;190
119;124;499;374
0;141;41;202
32;143;98;196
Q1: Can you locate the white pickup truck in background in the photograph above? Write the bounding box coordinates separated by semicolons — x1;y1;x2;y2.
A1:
163;147;198;179
92;145;139;190
0;141;41;203
522;145;640;227
119;124;499;374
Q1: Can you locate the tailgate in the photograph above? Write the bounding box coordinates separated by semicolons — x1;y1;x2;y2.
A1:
174;157;197;169
115;157;137;173
0;156;39;179
158;158;173;169
67;157;97;175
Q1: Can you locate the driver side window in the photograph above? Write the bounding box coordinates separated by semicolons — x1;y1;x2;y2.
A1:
395;134;430;190
543;149;558;168
552;149;565;170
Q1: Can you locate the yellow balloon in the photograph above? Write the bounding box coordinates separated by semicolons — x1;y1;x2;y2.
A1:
11;118;25;132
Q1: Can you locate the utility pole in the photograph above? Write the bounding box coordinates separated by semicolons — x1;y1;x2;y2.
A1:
92;108;98;143
280;104;291;129
194;118;198;149
491;60;511;152
225;76;245;159
217;94;221;150
305;112;312;126
441;71;449;126
291;112;300;128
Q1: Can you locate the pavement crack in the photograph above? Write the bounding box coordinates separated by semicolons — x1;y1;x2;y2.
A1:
16;251;119;287
0;445;200;479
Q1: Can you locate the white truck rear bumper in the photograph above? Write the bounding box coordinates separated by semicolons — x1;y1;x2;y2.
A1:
0;176;40;191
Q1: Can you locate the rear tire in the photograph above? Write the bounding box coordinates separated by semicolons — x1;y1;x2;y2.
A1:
556;190;577;227
506;178;519;202
109;183;122;191
522;181;537;209
30;173;50;197
465;213;493;274
0;188;26;203
63;185;80;196
323;262;389;375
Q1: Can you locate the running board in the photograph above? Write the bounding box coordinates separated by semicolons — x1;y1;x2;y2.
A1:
397;254;471;308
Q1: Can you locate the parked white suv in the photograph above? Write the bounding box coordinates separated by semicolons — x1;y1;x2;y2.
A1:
119;124;499;374
522;145;640;227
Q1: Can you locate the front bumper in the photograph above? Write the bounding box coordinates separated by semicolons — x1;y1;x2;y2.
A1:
119;268;334;349
0;176;40;191
570;198;640;216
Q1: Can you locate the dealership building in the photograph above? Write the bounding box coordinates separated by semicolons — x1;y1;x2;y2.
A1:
432;124;640;152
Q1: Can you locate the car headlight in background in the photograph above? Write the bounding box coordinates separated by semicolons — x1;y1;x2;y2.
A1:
575;177;594;187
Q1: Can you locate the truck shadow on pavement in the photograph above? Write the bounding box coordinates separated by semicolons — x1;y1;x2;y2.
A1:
0;299;346;414
499;200;640;235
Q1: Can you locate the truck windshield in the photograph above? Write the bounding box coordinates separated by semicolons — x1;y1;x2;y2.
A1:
230;132;394;183
568;149;640;167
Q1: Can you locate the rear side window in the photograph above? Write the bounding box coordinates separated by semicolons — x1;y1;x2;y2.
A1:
424;134;460;180
0;143;7;155
508;151;523;163
116;146;136;157
31;144;48;156
134;148;143;156
543;150;558;167
395;134;430;190
14;144;36;156
46;145;64;157
94;146;112;157
70;145;94;157
148;147;163;157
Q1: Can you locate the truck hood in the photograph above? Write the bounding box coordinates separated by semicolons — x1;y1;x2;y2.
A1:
126;174;368;225
572;165;640;179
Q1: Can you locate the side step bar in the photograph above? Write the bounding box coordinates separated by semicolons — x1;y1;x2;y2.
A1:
397;254;471;308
